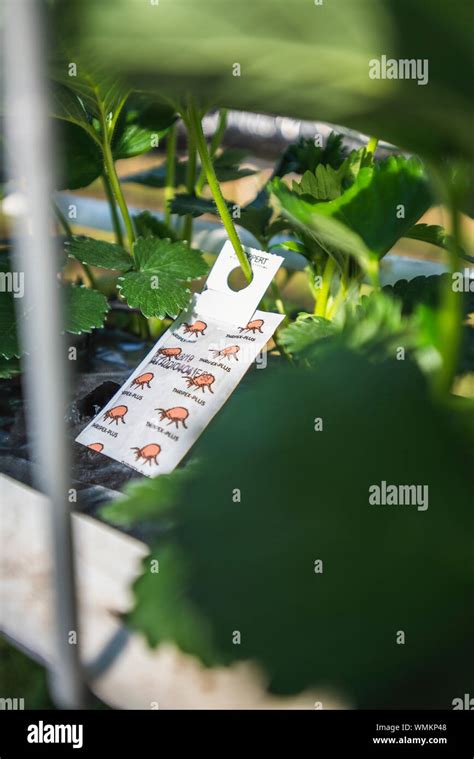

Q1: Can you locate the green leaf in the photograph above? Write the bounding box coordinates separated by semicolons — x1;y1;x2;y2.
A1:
274;133;348;177
302;156;432;258
383;274;474;317
403;223;473;263
64;284;110;334
51;61;130;135
123;163;187;189
124;148;254;189
78;0;474;162
118;238;208;319
112;97;177;160
237;205;273;244
272;180;377;275
100;464;197;526
125;97;177;133
340;291;418;355
210;148;256;182
170;193;232;218
56;120;103;190
293;164;344;201
51;83;98;140
0;355;20;379
124;352;474;707
279;314;337;360
129;545;218;661
272;156;433;272
65;236;132;271
133;211;177;241
112;123;156;160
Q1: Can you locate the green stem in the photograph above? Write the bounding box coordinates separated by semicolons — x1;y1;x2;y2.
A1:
182;121;197;244
54;202;97;288
164;125;177;226
271;280;286;316
187;103;252;282
102;174;125;247
54;202;73;237
195;108;228;196
314;257;336;316
366;136;379;157
100;120;135;253
433;203;463;396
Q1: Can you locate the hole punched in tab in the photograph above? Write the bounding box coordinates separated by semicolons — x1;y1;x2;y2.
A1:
227;265;254;293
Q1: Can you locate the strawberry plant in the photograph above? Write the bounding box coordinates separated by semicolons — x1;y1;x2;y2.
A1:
1;22;473;708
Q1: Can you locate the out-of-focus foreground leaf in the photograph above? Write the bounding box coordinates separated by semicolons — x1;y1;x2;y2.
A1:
102;351;474;708
58;0;474;160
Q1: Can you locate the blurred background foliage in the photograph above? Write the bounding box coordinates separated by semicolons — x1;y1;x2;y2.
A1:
53;0;474;161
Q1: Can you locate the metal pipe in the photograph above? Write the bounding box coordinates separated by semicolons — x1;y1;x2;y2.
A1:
4;0;85;708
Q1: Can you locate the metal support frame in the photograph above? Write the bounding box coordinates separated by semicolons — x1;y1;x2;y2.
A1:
4;0;85;708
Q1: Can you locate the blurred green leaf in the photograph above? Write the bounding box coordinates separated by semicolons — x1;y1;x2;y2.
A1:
115;351;474;707
123;163;187;189
279;314;337;361
133;211;177;241
72;0;474;160
403;223;473;264
100;463;197;526
170;193;231;218
383;274;474;316
124;147;254;189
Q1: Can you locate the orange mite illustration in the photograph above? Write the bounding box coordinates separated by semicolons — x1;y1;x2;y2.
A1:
184;372;215;393
87;442;104;453
131;372;154;390
182;320;207;337
156;406;189;429
209;344;240;361
103;405;128;425
239;318;264;334
157;347;182;357
131;443;161;466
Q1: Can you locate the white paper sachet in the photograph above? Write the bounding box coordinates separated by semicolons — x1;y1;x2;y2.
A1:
76;242;284;477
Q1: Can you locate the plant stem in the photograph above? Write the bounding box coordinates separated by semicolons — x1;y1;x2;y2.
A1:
195;108;228;195
101;123;135;253
54;202;73;237
164;124;177;226
271;279;286;316
314;257;336;316
187;103;252;282
101;174;125;247
54;202;97;288
433;202;463;396
182;121;197;244
367;136;379;157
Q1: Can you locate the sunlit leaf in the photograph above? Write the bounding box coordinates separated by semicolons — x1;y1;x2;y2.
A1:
118;237;208;318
